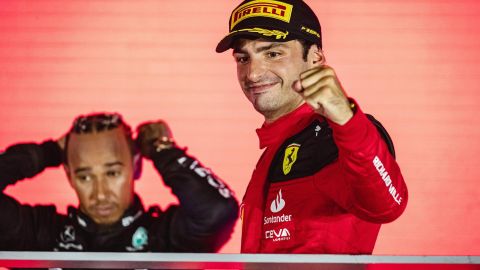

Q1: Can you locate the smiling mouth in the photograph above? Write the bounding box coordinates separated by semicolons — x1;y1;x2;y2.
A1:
246;82;278;94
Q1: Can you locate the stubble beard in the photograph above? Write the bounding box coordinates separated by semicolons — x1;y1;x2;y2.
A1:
251;85;303;122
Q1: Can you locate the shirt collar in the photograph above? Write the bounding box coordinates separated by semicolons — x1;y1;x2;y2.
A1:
256;103;317;149
71;194;145;233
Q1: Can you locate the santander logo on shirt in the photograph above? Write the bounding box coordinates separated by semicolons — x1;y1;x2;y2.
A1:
265;189;292;242
264;189;292;225
270;189;285;213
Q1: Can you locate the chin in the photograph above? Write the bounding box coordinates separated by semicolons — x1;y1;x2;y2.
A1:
254;100;278;114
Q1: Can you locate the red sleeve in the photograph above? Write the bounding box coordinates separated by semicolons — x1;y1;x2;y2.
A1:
327;101;408;223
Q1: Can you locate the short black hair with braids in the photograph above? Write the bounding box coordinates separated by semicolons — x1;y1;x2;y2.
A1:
63;113;136;164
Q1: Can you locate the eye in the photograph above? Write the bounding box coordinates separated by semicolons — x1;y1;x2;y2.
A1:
76;174;92;182
266;51;281;59
106;170;122;178
234;55;249;64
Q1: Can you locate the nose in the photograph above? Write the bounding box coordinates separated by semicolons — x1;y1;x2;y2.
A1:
92;178;108;201
246;57;266;83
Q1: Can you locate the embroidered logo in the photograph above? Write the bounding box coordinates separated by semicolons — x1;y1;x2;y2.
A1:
177;156;232;199
60;225;76;243
265;228;291;241
315;125;321;136
121;210;142;227
373;156;402;205
270;189;285;213
230;0;293;30
229;27;288;40
126;226;148;251
282;143;300;175
57;225;83;251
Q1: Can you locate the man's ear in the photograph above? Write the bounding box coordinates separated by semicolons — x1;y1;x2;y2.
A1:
309;45;326;67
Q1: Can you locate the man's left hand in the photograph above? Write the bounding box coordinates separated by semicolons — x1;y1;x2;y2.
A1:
136;120;175;159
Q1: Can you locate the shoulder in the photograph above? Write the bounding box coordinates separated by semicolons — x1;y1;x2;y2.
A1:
267;118;339;183
365;114;396;157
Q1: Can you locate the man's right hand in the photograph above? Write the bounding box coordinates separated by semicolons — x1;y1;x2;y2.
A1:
292;65;354;125
136;120;175;159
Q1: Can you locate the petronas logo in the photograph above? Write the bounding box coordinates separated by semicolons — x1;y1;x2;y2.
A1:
132;226;148;249
282;143;300;175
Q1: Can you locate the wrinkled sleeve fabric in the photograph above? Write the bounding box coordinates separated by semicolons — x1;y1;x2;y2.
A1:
150;147;239;252
326;102;408;223
0;140;62;250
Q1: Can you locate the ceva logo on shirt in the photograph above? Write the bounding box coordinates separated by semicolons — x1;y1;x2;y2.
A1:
265;228;291;242
270;189;286;213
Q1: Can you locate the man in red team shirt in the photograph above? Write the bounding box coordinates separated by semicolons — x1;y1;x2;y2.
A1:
216;0;408;254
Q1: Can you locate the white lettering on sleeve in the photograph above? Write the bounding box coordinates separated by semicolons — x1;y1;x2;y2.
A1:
373;156;402;205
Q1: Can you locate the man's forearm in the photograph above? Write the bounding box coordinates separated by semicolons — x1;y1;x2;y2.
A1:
328;106;408;223
0;140;62;191
151;147;238;251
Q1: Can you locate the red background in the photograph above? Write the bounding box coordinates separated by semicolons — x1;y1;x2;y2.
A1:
0;0;479;255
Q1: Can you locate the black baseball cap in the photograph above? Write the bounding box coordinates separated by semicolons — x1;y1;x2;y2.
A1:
216;0;322;53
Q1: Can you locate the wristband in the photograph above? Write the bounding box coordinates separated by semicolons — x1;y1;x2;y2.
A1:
153;136;175;153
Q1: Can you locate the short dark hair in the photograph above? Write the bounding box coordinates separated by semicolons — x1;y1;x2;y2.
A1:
63;113;135;164
298;39;316;62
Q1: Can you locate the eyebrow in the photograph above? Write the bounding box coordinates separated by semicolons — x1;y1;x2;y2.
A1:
74;167;91;174
233;42;287;54
73;162;124;174
105;162;124;167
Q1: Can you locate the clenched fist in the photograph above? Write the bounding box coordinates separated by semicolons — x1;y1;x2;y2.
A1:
136;120;175;159
293;65;353;125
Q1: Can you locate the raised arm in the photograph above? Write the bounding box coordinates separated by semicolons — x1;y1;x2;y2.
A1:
136;121;239;252
294;65;408;223
327;104;408;223
0;140;63;250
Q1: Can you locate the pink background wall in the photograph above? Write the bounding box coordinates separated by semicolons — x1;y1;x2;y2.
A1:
1;0;479;255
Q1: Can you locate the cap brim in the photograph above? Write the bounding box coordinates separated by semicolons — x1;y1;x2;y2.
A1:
216;34;234;53
215;27;294;53
216;32;263;53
